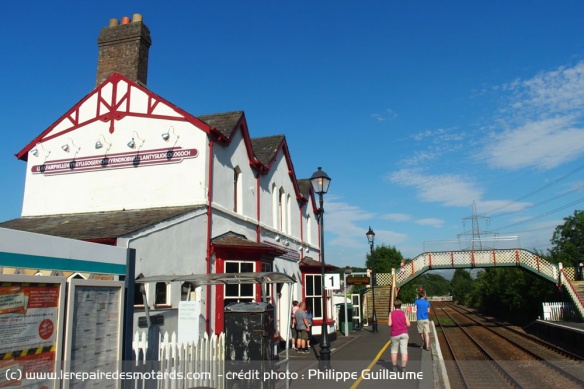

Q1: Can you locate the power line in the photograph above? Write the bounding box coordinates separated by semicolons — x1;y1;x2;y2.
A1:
485;162;584;215
492;196;584;231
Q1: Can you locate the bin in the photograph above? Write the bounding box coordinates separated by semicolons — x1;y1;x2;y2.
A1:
337;303;353;334
224;302;275;389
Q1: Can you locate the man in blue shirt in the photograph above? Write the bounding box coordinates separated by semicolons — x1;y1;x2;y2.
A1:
414;291;431;351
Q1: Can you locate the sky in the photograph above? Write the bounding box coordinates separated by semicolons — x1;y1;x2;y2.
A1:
2;1;584;268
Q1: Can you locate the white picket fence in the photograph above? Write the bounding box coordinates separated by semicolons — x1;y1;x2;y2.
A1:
400;304;418;322
133;330;225;389
542;302;579;322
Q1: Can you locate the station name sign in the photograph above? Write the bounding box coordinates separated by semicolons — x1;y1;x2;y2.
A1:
346;276;371;285
31;147;198;175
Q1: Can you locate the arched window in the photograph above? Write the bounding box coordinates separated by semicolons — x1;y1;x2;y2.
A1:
279;188;286;232
307;214;312;245
155;282;170;306
233;166;242;213
272;183;278;229
286;194;292;234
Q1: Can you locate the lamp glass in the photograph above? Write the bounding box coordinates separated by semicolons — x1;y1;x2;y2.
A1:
31;149;39;157
162;133;170;141
61;144;69;152
128;140;135;148
95;141;103;149
366;226;375;244
310;167;331;195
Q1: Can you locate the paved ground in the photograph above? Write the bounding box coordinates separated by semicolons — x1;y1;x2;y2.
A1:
274;324;435;389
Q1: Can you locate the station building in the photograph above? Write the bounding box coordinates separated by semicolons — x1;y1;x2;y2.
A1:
0;15;337;339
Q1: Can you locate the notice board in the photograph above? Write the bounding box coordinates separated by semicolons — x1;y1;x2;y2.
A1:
0;275;66;389
63;279;125;389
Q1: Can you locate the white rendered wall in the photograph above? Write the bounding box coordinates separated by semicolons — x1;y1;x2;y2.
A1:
212;130;258;221
22;117;209;216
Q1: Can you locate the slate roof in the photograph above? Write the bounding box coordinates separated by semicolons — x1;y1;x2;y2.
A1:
211;231;286;255
300;256;339;270
0;205;202;241
297;179;312;198
250;135;285;166
198;111;243;139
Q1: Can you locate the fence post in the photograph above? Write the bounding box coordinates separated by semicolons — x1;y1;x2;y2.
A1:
145;325;160;389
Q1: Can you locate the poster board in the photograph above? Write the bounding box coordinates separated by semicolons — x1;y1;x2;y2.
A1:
178;301;200;343
63;279;125;389
0;275;66;389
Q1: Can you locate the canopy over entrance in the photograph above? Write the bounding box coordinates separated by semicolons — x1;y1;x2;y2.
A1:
135;271;296;286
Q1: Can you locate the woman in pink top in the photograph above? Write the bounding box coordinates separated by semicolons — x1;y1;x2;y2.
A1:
387;299;411;372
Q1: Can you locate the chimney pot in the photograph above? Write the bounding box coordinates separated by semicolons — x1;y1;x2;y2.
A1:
133;14;143;23
109;18;119;27
96;16;152;87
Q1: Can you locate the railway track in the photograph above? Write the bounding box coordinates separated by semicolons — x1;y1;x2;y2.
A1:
432;301;584;388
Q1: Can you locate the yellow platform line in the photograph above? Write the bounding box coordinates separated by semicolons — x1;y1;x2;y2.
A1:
349;339;392;389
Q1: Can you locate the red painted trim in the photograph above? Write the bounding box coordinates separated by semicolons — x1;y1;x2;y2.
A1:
256;171;261;242
299;206;304;260
214;256;225;334
411;261;415;278
493;250;497;267
206;139;215;334
85;238;117;245
16;73;215;161
515;249;521;266
451;252;454;268
428;253;432;269
471;251;476;267
561;269;584;306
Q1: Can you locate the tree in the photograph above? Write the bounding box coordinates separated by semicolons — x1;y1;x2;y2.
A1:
550;209;584;268
365;244;403;273
450;269;474;304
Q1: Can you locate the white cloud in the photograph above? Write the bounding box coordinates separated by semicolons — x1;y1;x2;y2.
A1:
478;116;584;170
325;199;407;248
478;200;532;214
479;61;584;171
415;218;445;228
371;108;398;122
371;113;385;122
388;168;483;207
382;213;412;222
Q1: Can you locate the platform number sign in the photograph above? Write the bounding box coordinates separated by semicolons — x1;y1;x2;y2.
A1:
324;273;340;290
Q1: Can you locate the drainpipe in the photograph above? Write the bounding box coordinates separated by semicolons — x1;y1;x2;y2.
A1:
256;170;261;242
206;139;215;334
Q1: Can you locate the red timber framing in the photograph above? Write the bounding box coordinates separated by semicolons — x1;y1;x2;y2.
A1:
299;258;338;326
16;73;222;161
211;238;285;334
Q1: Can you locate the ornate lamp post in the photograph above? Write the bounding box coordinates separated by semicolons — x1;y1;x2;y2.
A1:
366;226;378;333
310;167;332;370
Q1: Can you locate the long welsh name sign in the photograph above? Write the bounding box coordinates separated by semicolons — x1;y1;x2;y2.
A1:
31;147;198;175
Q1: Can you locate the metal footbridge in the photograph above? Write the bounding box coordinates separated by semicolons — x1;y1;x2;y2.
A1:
370;249;584;320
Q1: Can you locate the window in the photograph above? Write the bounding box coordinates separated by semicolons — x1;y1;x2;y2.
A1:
134;274;145;306
261;262;273;301
286;194;292;234
279;187;286;232
181;282;196;301
225;261;255;304
306;214;312;245
233;166;242;213
155;282;170;305
305;274;323;319
272;183;278;229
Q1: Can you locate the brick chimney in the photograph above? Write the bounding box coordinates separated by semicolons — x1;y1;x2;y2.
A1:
96;14;152;87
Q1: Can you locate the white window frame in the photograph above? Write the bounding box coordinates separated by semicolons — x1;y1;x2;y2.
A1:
224;260;256;303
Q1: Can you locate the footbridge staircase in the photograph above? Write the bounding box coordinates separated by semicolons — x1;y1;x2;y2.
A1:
362;249;584;323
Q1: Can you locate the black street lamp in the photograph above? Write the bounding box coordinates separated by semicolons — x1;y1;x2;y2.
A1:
310;167;332;370
366;226;378;333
